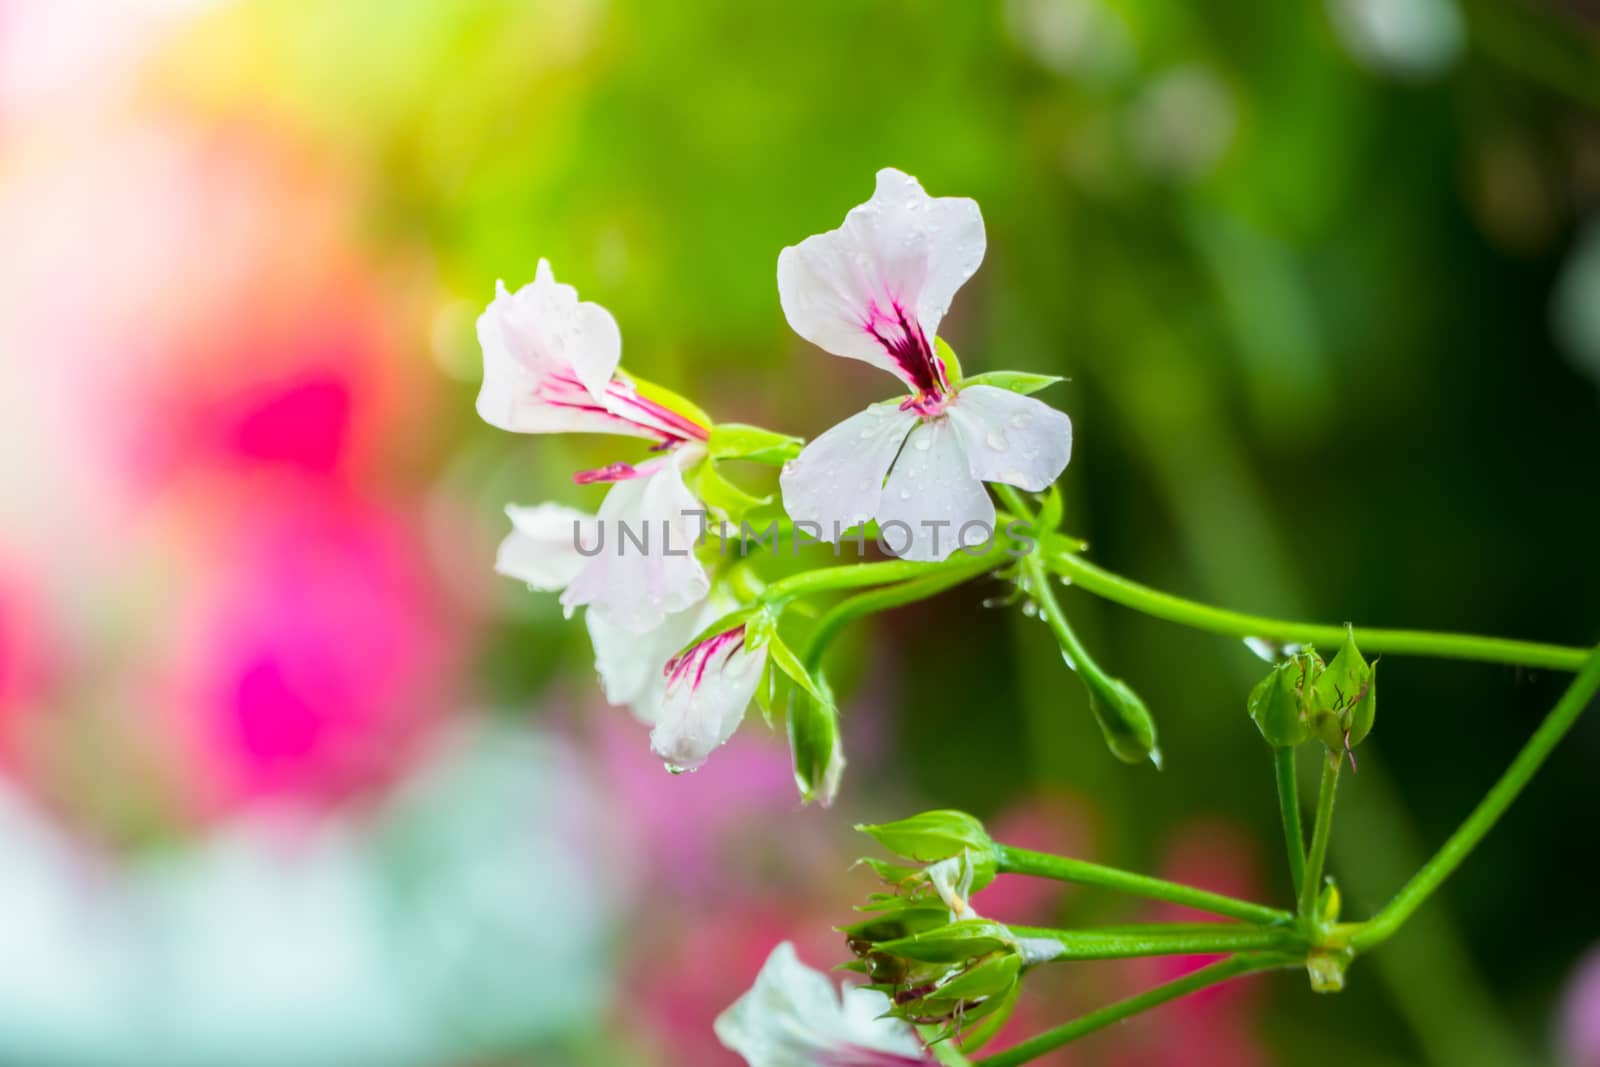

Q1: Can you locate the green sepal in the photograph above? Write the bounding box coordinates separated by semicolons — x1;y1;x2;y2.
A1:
1248;657;1312;748
959;370;1064;396
789;676;846;806
935;336;964;387
838;905;951;943
1310;627;1376;754
924;952;1020;1003
692;461;770;525
873;919;1015;964
619;371;714;432
1035;484;1064;534
752;657;782;726
708;422;805;465
955;979;1020;1054
856;856;922;886
855;810;996;870
672;605;766;665
766;630;832;709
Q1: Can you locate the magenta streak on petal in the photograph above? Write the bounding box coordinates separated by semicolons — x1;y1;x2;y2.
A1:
863;299;947;400
603;379;711;442
663;625;747;692
572;461;647;485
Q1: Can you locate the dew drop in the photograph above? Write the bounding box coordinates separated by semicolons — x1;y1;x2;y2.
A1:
899;488;912;500
1008;412;1032;429
985;431;1009;452
914;433;933;452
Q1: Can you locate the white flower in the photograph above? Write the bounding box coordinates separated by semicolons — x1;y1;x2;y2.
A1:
777;169;1073;561
715;942;934;1067
652;621;769;772
477;258;708;444
496;449;710;634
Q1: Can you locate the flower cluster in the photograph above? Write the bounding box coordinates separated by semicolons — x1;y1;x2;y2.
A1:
479;169;1075;783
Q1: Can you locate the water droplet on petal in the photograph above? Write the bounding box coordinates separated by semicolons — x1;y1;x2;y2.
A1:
1009;412;1032;429
986;431;1009;452
914;433;933;452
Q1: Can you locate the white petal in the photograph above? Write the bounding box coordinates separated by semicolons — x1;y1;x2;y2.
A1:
476;259;645;437
715;942;929;1066
651;635;766;771
585;600;717;722
494;503;598;591
875;417;995;562
946;385;1073;492
560;451;710;633
777;168;985;393
778;401;918;539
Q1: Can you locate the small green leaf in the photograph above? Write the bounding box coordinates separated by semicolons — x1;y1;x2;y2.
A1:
956;980;1019;1054
959;370;1064;396
708;422;805;465
768;632;832;706
935;336;964;387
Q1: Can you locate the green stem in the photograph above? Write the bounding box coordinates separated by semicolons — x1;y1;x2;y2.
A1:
972;954;1296;1067
1274;746;1306;899
1349;648;1600;952
761;540;1008;606
997;845;1291;926
801;565;996;671
1049;552;1588;672
1007;923;1305;960
1299;754;1341;919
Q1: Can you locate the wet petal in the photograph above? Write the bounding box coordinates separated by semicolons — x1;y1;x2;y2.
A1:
651;630;767;771
875;417;995;562
779;402;917;539
476;259;646;437
778;168;985;394
946;384;1073;492
585;602;712;724
494;503;598;591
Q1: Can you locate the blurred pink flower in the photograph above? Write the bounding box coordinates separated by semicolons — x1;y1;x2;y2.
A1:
974;791;1097;925
160;485;460;818
1561;944;1600;1067
0;564;54;773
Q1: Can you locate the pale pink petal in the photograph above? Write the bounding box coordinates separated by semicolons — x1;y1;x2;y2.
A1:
476;259;649;438
778;168;985;395
494;503;598;591
946;384;1073;492
652;629;767;771
560;449;710;632
778;402;918;539
875;417;995;562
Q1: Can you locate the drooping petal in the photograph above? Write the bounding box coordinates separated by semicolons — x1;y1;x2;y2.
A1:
494;503;599;591
715;942;933;1067
875;416;996;563
778;168;985;396
560;449;710;632
651;626;766;771
946;384;1073;492
779;401;918;540
585;599;718;725
475;259;651;438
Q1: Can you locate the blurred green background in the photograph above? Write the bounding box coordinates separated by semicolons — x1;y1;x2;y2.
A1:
3;0;1599;1064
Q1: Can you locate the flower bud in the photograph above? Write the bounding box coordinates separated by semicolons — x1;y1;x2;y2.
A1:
1247;651;1319;748
1084;670;1162;768
890;951;1021;1031
871;919;1017;965
1310;628;1377;758
856;811;999;892
789;681;845;806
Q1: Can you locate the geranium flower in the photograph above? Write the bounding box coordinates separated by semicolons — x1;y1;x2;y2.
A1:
476;258;708;444
777;168;1073;561
497;449;710;634
654;622;769;772
715;942;935;1066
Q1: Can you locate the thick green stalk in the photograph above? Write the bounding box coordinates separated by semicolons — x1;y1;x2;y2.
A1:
1274;746;1307;898
761;538;1009;606
997;845;1290;926
1349;648;1600;951
1049;551;1587;672
1299;755;1341;919
972;954;1296;1067
1007;923;1305;960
